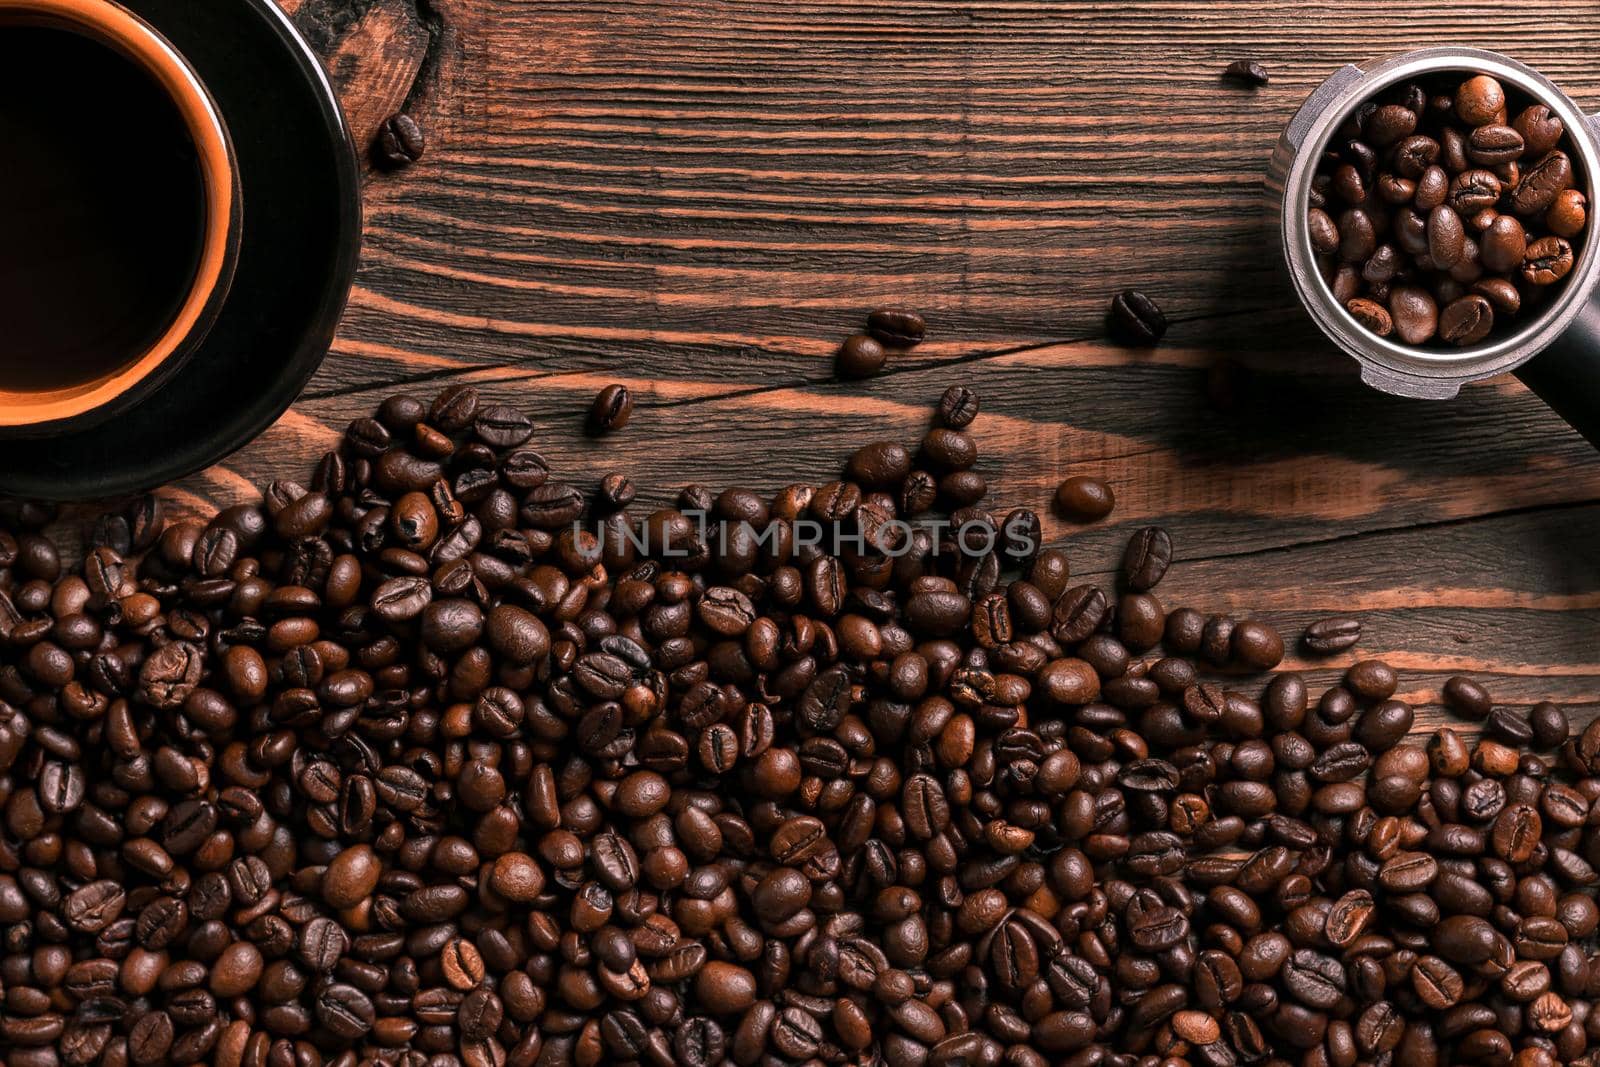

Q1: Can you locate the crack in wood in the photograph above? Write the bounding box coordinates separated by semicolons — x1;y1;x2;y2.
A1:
304;300;1299;403
293;0;443;116
400;0;445;111
1066;497;1600;577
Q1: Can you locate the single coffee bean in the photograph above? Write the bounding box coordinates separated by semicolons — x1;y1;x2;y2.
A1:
1232;619;1285;670
1530;701;1571;748
1388;285;1438;344
322;844;380;908
1456;75;1505;126
1054;475;1114;522
1439;294;1494;346
1523;235;1575;285
1222;60;1269;86
1514;104;1565;155
1413;165;1448;210
1547;188;1587;238
936;385;979;427
1428;204;1467;268
1467;123;1524;165
1366;104;1418;147
210;941;264;997
473;404;535;448
128;1011;174;1065
298;916;349;972
372;575;432;621
587;384;634;435
695;961;758;1013
458;987;503;1040
1472;276;1522;315
1051;584;1108;644
1345;298;1392;336
1394;134;1441;177
1511;151;1573;216
1331;261;1362;303
1443;675;1493;719
1338;208;1377;262
1309;208;1340;254
1302;616;1361;654
1376;173;1417;205
1449;168;1503;213
836;333;887;378
1391;207;1428;257
1481;214;1528;273
373;112;425;168
316;983;375;1039
1362;243;1402;284
1122;526;1173;591
64;881;125;933
1108;289;1168;346
442;937;487;990
866;307;926;347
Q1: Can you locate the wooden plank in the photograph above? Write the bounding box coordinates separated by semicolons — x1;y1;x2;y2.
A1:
143;0;1600;713
305;0;1600;394
206;334;1600;556
293;0;433;156
1156;503;1600;710
175;348;1600;706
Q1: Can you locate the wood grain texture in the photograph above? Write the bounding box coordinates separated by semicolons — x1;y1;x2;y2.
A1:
158;0;1600;710
292;0;433;154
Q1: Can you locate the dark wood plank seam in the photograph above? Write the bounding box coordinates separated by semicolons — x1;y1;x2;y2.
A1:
1067;497;1600;577
303;299;1300;404
301;361;572;401
401;0;444;111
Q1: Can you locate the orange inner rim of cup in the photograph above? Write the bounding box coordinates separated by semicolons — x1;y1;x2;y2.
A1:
0;0;234;427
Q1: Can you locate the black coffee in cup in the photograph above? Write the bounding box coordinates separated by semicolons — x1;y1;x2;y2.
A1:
0;24;205;391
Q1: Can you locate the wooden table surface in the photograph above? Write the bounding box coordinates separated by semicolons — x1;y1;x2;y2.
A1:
179;0;1600;715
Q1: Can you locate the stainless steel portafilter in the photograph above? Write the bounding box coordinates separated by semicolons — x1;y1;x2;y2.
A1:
1269;48;1600;445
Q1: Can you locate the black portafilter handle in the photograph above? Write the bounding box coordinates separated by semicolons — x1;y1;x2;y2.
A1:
1516;298;1600;449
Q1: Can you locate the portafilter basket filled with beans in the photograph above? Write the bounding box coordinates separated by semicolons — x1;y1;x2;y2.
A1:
1269;48;1600;446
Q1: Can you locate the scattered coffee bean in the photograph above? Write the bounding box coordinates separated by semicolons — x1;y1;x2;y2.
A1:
836;333;887;378
866;307;926;347
1108;288;1169;345
936;384;979;427
1121;525;1173;590
1053;475;1115;522
1302;615;1362;654
586;383;633;435
373;112;425;169
1222;60;1270;87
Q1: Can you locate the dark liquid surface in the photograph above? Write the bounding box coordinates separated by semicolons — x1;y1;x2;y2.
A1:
0;25;205;392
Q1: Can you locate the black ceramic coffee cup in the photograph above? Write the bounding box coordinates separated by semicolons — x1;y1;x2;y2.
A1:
0;0;243;437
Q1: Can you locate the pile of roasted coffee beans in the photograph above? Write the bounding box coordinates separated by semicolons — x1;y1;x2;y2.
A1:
1;356;1598;1067
1311;72;1589;346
